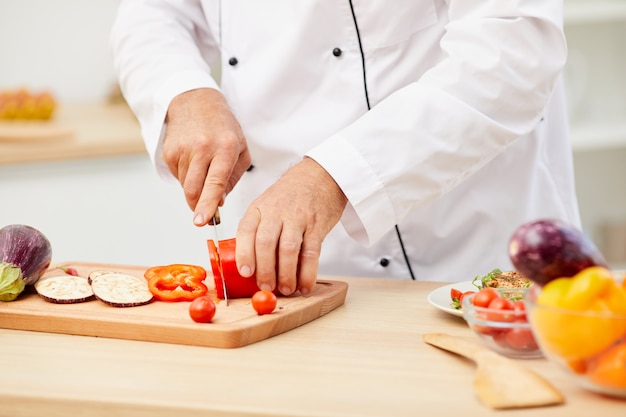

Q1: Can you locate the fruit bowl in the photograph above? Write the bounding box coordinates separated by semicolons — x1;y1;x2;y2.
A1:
462;288;542;359
525;285;626;398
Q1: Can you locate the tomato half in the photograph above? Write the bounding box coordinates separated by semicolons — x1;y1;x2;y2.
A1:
251;290;278;315
189;296;216;323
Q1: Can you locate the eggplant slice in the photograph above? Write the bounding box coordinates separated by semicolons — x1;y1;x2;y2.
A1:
89;271;153;307
35;275;95;304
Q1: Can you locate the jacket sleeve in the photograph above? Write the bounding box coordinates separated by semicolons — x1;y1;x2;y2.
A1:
306;0;568;247
110;0;220;180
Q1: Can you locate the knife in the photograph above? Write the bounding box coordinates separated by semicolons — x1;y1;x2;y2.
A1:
210;208;229;306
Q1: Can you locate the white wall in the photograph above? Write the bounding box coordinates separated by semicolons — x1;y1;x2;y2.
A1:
0;0;118;102
0;155;239;267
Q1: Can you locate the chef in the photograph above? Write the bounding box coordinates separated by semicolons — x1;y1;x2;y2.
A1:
110;0;581;295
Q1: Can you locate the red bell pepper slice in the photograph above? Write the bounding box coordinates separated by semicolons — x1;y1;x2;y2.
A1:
208;238;264;299
144;264;208;302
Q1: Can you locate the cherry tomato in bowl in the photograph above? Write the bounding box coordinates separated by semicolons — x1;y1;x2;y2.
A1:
462;287;542;359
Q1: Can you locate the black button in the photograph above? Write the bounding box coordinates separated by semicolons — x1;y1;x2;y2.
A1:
228;57;238;66
379;258;390;267
246;164;255;172
332;48;342;57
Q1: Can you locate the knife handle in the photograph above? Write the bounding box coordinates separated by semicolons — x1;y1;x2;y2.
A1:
209;208;221;225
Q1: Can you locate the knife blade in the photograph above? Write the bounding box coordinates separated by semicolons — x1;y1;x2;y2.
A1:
210;208;229;306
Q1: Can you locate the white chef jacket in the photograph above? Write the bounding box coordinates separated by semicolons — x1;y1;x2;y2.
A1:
111;0;581;282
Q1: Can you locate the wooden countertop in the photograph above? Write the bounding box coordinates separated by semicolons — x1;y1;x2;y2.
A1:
0;102;145;165
1;276;624;417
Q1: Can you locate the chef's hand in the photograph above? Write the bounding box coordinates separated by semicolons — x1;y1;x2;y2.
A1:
235;157;348;295
163;88;251;226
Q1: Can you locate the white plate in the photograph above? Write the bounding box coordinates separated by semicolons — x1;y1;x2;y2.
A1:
427;281;479;317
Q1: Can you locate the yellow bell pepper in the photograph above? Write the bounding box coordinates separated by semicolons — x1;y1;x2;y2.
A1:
532;267;626;361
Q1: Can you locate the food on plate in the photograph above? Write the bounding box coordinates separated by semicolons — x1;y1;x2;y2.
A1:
89;271;153;307
251;290;278;315
0;224;52;301
189;295;217;323
508;219;607;286
530;266;626;361
144;264;208;302
473;268;531;289
35;274;94;304
208;238;267;299
450;269;530;310
450;288;475;310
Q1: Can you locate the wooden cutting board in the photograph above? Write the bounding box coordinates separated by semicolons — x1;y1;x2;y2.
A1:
0;262;348;348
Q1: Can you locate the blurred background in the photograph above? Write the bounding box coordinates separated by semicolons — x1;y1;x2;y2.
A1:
1;0;625;274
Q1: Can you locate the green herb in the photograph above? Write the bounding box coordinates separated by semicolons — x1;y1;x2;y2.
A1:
471;268;503;289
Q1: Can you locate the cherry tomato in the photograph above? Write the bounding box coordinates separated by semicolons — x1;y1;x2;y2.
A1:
459;291;475;306
450;288;463;302
486;297;515;322
504;327;539;351
252;290;278;315
472;288;500;308
189;296;216;323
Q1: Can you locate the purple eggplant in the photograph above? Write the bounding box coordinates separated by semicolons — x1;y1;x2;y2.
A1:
0;224;52;287
508;219;607;286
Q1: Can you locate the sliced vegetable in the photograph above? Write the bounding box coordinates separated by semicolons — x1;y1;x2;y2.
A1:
144;264;208;302
89;271;153;307
208;238;265;299
35;275;94;304
508;219;607;286
0;263;25;302
0;224;52;298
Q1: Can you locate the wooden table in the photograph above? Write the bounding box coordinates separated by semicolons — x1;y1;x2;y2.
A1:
0;277;624;417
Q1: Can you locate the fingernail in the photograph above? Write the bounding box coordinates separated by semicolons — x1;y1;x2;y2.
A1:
300;287;310;296
240;265;252;277
193;213;204;225
260;283;273;291
280;286;292;295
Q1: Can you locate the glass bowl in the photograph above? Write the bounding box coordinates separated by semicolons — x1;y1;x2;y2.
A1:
525;285;626;399
462;288;543;359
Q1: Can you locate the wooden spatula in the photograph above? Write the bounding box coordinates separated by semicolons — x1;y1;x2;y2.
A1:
423;333;565;409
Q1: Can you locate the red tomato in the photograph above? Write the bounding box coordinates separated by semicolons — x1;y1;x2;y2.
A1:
458;291;476;306
512;300;527;321
504;328;539;351
472;288;500;308
450;288;463;302
252;290;278;315
486;297;515;322
189;296;216;323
